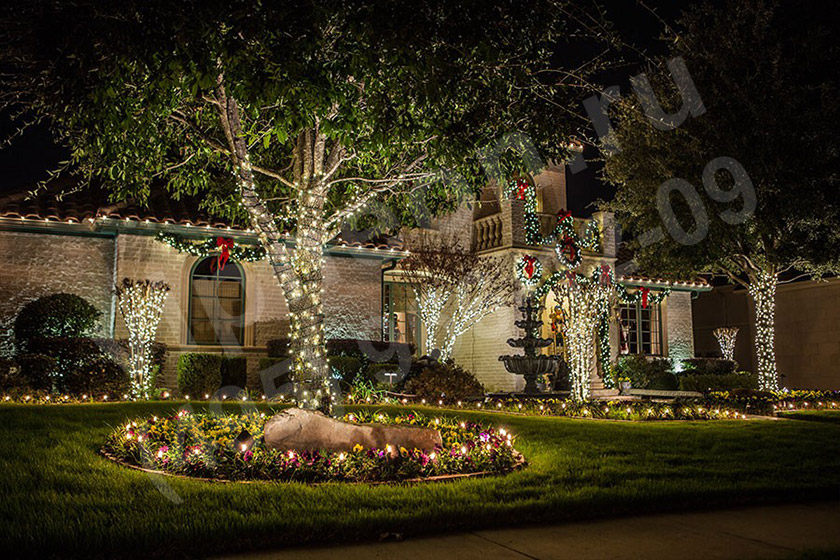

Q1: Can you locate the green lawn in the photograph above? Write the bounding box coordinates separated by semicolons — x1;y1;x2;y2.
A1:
779;410;840;424
2;402;839;558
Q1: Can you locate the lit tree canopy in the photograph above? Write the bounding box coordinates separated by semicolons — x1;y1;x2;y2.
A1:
2;0;614;411
602;0;840;389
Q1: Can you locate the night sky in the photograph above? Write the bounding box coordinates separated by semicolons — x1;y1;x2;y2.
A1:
0;1;689;216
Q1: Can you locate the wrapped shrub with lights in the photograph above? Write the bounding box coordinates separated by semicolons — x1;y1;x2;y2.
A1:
103;409;523;482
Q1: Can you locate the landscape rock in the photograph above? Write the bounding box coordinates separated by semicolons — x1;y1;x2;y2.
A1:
263;408;442;455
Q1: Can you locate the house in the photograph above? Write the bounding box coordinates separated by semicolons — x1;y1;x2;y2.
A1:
0;167;709;395
385;164;711;393
693;279;840;390
0;182;404;389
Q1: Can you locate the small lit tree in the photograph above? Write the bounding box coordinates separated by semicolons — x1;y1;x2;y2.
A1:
115;279;170;398
401;237;514;359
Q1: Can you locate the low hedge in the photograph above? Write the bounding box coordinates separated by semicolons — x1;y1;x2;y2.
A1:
614;355;678;390
266;338;290;358
326;338;414;363
681;358;738;376
679;372;759;393
13;354;55;392
177;353;223;397
221;356;247;389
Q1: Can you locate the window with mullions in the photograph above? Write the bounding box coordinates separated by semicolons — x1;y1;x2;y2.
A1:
189;257;245;346
619;300;663;356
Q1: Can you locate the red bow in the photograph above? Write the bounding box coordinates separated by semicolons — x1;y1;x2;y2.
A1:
566;270;577;287
557;209;572;224
515;178;529;200
561;235;577;263
640;287;650;308
599;264;612;286
522;255;537;279
211;237;234;272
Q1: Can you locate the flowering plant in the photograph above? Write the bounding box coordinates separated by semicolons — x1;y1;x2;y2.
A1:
103;409;522;482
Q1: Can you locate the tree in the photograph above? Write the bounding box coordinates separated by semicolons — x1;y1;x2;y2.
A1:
602;0;840;390
400;235;514;359
2;0;613;411
114;279;170;398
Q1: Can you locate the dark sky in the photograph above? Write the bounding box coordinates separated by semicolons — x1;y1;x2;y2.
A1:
0;0;691;213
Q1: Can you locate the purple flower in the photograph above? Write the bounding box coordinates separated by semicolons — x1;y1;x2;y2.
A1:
243;450;253;462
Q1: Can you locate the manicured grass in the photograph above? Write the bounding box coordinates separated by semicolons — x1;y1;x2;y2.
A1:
779;410;840;424
1;402;840;558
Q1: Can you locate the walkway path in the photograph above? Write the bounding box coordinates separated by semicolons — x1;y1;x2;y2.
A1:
219;501;840;560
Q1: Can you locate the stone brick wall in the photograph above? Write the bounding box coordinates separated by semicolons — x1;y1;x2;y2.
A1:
664;290;695;368
0;228;386;392
0;230;115;355
323;254;384;340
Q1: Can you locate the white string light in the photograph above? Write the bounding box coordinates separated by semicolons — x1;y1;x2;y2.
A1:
114;279;170;398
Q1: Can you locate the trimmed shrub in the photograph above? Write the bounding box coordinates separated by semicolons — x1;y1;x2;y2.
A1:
326;338;414;363
266;338;290;358
329;356;365;387
403;361;484;401
257;357;292;391
680;358;738;376
679;372;759;393
63;355;130;396
14;293;101;352
177;353;223;397
614;355;677;390
94;339;167;380
30;337;118;393
221;356;248;389
15;354;56;391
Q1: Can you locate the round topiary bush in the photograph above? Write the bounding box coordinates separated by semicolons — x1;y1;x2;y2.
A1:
103;409;522;482
403;361;484;402
14;293;102;352
177;353;223;397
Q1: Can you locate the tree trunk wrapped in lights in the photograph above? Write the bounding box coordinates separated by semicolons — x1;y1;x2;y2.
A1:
748;271;778;391
400;236;514;359
114;279;170;398
552;276;612;401
712;326;739;361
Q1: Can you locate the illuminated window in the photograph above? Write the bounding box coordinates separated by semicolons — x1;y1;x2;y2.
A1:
382;281;421;351
189;257;245;346
619;300;662;356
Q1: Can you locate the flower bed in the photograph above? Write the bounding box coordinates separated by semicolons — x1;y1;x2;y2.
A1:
103;409;523;482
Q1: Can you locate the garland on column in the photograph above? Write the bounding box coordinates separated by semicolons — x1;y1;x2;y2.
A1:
527;256;671;391
155;232;266;262
516;254;543;288
504;178;600;268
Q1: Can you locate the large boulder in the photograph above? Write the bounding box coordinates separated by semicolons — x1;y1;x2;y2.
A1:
263;408;442;455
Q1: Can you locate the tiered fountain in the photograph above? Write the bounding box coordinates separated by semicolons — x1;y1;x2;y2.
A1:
499;295;560;393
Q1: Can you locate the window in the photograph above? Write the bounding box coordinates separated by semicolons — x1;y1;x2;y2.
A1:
189;257;245;346
619;300;663;355
382;281;421;351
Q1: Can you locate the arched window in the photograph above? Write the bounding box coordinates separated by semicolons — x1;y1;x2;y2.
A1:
189;257;245;346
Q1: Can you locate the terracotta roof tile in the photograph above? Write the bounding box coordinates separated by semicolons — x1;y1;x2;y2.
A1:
0;179;405;252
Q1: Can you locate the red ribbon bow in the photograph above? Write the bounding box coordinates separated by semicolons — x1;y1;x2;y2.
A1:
557;209;572;224
522;255;537;279
561;235;577;263
211;237;234;272
566;270;577;287
600;264;612;286
515;178;529;201
640;287;650;308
